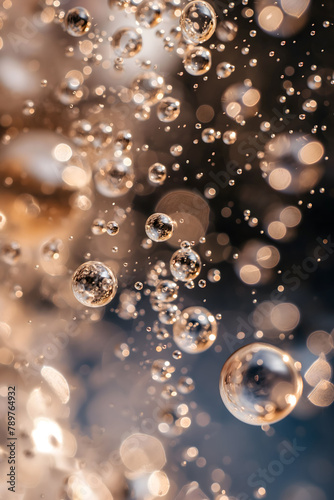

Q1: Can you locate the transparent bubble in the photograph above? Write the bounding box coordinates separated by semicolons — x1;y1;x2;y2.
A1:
114;130;133;151
201;128;216;143
161;384;178;399
156;327;170;340
136;0;165;28
41;238;64;261
223;130;237;144
219;343;303;425
132;72;165;105
91;218;106;235
135;104;151;121
177;376;195;393
157;97;181;122
216;20;238;42
170;144;183;157
173;306;217;353
106;220;119;235
111;27;143;58
170;247;201;281
134;281;143;290
69;119;92;147
184;46;211;76
148;162;167;184
94;157;134;197
216;61;235;79
90;122;113;149
72;261;118;307
56;77;84;105
180;0;217;44
172;350;182;360
65;7;91;37
0;241;21;265
151;359;175;382
155;279;179;302
158;303;180;324
145;213;175;242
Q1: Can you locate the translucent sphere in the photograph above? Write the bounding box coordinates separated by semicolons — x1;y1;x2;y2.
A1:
223;130;237;144
132;72;165;106
145;213;174;242
155;279;179;302
201;128;216;143
219;343;303;425
106;220;119;235
90;122;113;149
41;238;64;261
170;246;201;281
148;162;167;184
69;119;92;147
216;61;235;79
184;46;211;76
65;7;91;37
180;0;217;44
111;27;143;58
135;0;165;28
173;306;217;353
216;20;238;42
151;359;175;382
114;130;133;151
157;97;181;122
158;303;180;324
72;261;118;307
94;157;134;197
0;241;21;265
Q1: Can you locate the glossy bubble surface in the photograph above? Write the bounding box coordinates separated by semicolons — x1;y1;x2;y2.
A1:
173;306;217;353
170;246;201;281
180;1;217;44
145;213;174;242
65;7;91;37
72;261;117;307
219;343;303;425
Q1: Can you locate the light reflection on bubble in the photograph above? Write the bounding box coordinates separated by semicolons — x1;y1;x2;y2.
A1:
220;343;303;425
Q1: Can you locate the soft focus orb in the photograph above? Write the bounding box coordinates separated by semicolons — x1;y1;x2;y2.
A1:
184;46;212;76
132;72;165;105
94;157;134;197
145;213;175;242
216;19;238;41
151;359;175;382
170;245;201;281
155;279;179;302
173;306;217;353
72;261;118;307
65;7;91;37
180;0;217;44
111;27;143;58
219;343;303;425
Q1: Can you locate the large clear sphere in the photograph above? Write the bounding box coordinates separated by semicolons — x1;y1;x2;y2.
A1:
219;343;303;425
